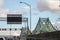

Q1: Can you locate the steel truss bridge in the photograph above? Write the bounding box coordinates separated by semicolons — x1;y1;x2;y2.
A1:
32;18;56;34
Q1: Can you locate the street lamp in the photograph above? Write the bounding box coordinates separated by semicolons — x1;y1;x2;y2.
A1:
20;2;31;32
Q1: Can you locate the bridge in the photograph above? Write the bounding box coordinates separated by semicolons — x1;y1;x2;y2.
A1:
32;18;56;34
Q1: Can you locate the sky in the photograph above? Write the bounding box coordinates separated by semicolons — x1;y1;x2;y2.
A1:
0;0;60;31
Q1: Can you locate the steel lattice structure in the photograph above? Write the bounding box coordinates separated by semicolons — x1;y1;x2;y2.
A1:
32;18;56;34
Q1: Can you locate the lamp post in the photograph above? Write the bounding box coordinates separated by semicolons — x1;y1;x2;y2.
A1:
20;2;31;32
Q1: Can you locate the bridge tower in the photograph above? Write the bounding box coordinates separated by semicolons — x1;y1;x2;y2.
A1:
32;18;56;34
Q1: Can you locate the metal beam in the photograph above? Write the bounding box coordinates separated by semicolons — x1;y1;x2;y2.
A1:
0;17;28;22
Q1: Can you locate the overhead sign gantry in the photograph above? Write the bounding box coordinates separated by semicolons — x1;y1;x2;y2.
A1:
7;14;22;24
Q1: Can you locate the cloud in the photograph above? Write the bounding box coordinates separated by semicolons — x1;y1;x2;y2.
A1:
21;6;38;13
0;8;23;17
0;8;9;17
0;0;3;6
0;8;9;13
0;6;33;17
0;14;7;17
21;6;36;10
22;6;30;10
37;0;60;13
